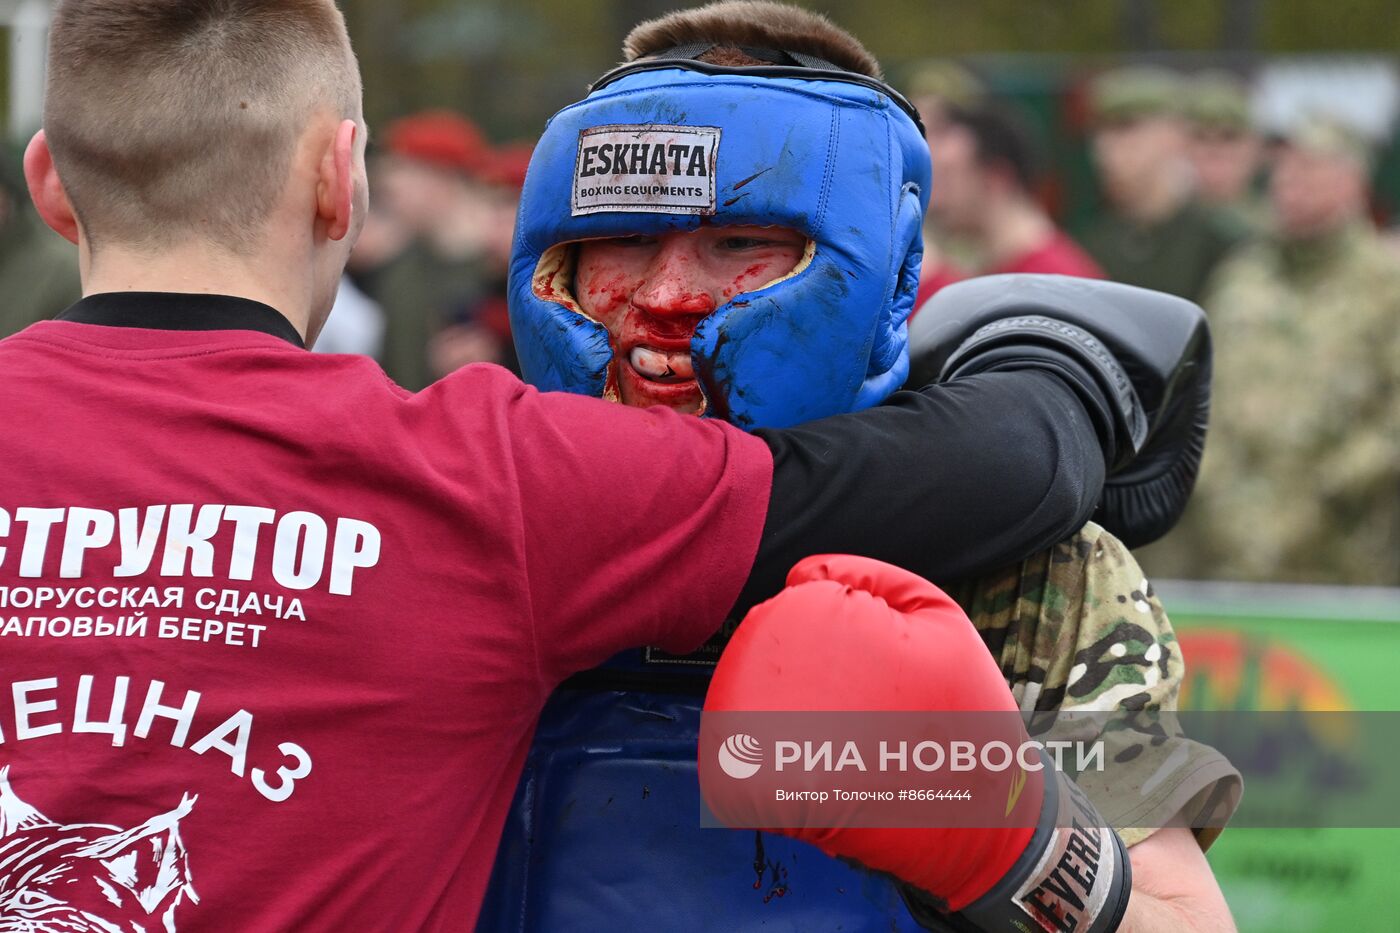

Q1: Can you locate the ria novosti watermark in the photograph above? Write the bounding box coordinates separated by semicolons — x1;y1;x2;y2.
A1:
703;709;1400;831
700;710;1251;832
718;731;1104;780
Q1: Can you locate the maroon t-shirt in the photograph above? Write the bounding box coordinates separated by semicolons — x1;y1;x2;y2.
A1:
913;232;1104;314
0;297;770;931
996;231;1104;280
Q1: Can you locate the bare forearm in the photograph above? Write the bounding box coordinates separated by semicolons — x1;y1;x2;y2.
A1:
1121;888;1237;933
1122;828;1237;933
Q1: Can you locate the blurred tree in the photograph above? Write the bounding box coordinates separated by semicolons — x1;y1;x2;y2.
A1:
342;0;591;138
840;0;1121;58
1220;0;1259;49
1259;0;1400;51
1156;0;1228;49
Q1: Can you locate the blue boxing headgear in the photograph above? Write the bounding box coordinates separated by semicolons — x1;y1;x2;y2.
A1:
509;53;932;429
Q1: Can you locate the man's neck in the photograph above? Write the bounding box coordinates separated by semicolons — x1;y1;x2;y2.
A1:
1279;216;1368;275
81;243;314;340
979;197;1056;269
1117;167;1192;226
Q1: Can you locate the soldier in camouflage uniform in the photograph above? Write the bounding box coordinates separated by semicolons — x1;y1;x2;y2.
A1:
1155;115;1400;585
1183;71;1268;234
947;522;1240;851
1080;66;1250;303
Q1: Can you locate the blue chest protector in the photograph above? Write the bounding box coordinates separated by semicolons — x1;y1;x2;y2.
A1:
485;55;932;931
475;646;924;932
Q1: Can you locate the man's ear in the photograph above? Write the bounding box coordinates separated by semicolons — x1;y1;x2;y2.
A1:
23;131;80;245
316;119;359;242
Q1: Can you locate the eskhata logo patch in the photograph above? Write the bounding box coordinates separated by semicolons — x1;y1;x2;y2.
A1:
572;125;721;216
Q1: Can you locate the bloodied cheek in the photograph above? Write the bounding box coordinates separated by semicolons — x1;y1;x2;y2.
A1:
571;228;807;414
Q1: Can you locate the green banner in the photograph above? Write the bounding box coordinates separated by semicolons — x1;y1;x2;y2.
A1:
1159;581;1400;932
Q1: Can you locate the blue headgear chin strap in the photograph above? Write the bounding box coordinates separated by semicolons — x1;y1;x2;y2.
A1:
508;52;932;429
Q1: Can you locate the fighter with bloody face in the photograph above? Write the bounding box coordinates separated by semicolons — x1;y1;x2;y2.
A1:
509;10;928;430
488;3;1233;931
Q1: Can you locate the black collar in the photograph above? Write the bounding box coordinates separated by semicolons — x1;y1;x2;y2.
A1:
57;292;305;348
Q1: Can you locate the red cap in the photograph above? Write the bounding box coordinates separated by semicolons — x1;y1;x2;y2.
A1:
481;141;534;190
384;110;489;176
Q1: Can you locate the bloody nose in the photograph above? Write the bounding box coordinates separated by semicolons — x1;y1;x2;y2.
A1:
632;245;718;317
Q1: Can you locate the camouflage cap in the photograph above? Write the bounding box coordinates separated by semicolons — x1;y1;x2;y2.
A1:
1183;71;1252;134
904;59;984;107
1090;66;1183;125
1279;112;1374;169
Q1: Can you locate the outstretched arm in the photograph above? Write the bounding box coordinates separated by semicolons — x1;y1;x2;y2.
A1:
738;368;1102;614
737;275;1211;615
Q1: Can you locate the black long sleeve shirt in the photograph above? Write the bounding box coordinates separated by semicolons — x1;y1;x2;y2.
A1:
740;369;1103;613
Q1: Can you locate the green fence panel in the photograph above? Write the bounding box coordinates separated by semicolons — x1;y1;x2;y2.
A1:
1160;582;1400;933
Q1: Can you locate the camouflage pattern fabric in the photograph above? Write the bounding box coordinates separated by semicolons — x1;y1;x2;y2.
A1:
1152;222;1400;585
945;522;1242;848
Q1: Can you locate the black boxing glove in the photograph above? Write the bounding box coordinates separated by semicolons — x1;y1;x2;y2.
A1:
907;275;1211;548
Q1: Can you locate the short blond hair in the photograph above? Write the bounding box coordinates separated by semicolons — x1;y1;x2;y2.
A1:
45;0;362;254
623;1;881;79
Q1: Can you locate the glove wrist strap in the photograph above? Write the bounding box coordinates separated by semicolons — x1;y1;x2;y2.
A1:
900;756;1132;933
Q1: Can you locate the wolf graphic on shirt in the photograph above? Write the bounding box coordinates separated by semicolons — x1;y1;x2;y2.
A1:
0;766;198;931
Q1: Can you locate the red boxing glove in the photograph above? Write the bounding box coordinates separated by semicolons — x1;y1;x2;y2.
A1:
702;555;1130;933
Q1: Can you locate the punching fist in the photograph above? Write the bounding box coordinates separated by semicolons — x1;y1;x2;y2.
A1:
703;555;1131;932
908;275;1211;548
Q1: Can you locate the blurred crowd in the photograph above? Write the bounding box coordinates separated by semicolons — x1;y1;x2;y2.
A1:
341;111;532;389
908;63;1398;588
1;63;1394;587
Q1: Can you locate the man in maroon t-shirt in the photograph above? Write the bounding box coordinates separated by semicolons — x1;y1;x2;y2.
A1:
916;103;1103;309
2;2;1203;930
